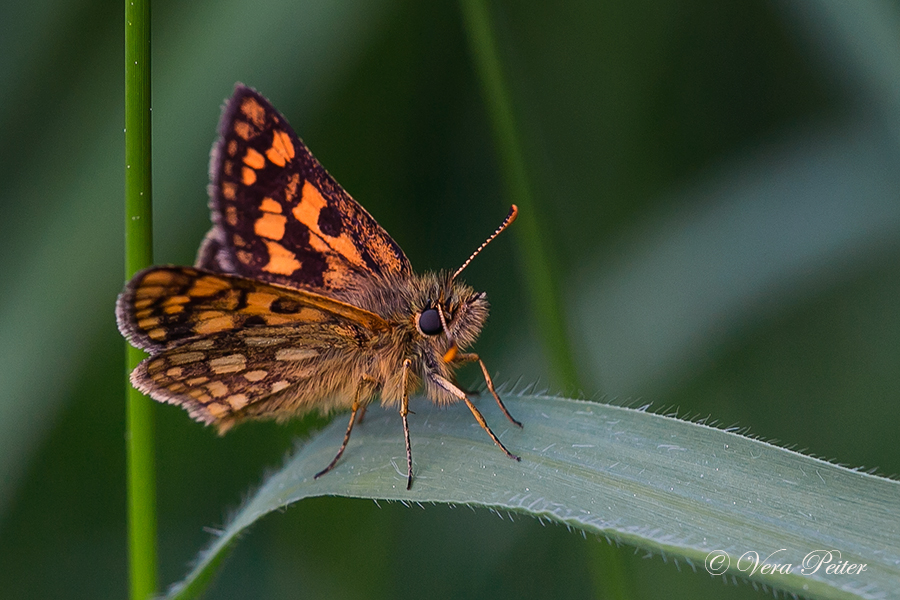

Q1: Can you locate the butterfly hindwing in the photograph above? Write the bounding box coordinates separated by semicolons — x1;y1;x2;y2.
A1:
132;325;365;434
201;84;412;295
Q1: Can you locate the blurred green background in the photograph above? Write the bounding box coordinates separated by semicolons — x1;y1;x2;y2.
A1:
2;0;899;598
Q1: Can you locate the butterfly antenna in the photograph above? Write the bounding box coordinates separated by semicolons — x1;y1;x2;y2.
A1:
452;205;518;281
437;302;452;341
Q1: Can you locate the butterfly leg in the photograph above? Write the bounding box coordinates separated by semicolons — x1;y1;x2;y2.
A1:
432;374;521;462
315;386;365;480
452;352;522;428
355;401;369;425
401;358;414;490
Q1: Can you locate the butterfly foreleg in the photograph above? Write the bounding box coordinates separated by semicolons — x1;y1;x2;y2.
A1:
431;373;521;463
450;352;522;428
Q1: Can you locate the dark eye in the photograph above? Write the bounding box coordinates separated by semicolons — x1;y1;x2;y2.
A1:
417;308;443;336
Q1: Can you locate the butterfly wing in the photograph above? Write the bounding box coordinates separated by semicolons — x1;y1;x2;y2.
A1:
132;326;367;434
116;266;389;432
199;84;411;296
117;266;389;353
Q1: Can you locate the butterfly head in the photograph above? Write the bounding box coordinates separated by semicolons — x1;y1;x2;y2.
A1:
412;276;490;351
412;204;517;348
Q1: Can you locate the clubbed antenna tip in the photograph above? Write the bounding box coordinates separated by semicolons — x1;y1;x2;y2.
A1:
452;205;518;280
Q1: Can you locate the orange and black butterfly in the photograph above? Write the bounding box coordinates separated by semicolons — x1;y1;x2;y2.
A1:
116;84;521;489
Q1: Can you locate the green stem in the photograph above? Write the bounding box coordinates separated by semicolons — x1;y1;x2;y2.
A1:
457;2;629;598
457;0;580;392
125;0;157;597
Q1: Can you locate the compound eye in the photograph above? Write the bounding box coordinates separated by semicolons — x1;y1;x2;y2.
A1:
417;308;443;336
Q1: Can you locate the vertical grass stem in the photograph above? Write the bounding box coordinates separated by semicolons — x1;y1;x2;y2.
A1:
124;0;157;597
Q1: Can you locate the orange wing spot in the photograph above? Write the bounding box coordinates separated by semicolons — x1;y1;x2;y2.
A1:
266;130;295;167
134;288;164;302
142;270;177;286
233;120;253;141
188;389;212;402
328;232;365;267
242;166;257;186
262;239;301;275
186;376;209;386
237;250;253;265
293;180;327;227
222;182;237;200
135;308;154;320
189;275;231;297
187;339;216;350
243;370;268;382
138;316;161;329
195;314;236;335
226;393;250;410
164;304;185;315
206;381;230;398
261;314;296;326
134;298;154;309
223;160;233;177
253;212;287;241
245;291;278;311
169;352;205;365
284;173;300;202
260;197;281;213
167;382;187;393
227;140;238;156
164;295;191;305
210;354;247;374
307;232;330;254
297;308;328;322
240;97;266;127
148;328;167;341
243;147;265;169
166;367;184;378
166;381;187;394
233;234;247;247
295;181;364;268
225;205;238;226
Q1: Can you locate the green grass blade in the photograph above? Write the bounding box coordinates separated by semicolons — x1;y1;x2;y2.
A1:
164;395;900;600
458;0;579;390
457;2;624;594
125;0;157;597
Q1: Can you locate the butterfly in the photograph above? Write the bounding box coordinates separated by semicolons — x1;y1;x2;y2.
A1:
116;83;522;489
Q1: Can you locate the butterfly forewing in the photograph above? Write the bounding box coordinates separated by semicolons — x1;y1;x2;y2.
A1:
201;85;411;294
117;266;389;354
